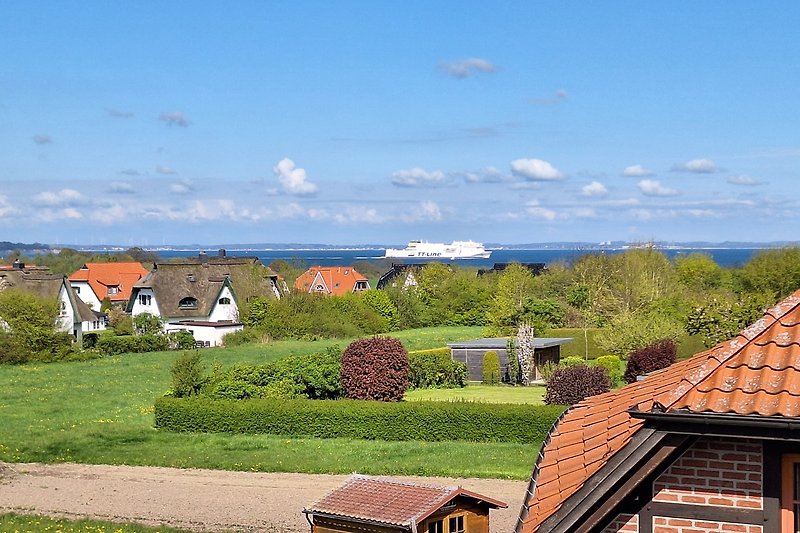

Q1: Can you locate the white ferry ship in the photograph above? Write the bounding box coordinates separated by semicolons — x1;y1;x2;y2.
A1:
383;240;492;260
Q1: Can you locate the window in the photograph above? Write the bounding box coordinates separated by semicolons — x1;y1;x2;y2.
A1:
218;297;231;305
179;297;198;309
139;294;151;306
782;455;800;532
314;284;326;292
428;520;443;533
449;516;464;533
107;286;119;295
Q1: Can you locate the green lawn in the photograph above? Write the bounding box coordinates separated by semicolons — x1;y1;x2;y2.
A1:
405;384;546;404
0;326;538;480
0;513;211;533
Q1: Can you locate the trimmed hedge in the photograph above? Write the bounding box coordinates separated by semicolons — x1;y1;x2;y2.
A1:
154;397;565;443
96;331;195;356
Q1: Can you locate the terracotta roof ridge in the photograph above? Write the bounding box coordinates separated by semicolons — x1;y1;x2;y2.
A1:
658;291;800;410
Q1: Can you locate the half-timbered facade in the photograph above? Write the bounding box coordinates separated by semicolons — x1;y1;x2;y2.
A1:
516;289;800;533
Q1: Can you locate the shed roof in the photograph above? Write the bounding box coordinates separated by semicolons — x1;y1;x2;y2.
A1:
447;338;573;350
517;289;800;533
305;474;506;529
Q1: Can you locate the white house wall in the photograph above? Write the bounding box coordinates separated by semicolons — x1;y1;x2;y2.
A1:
208;285;239;322
166;324;243;347
57;286;76;335
130;288;161;318
71;280;101;311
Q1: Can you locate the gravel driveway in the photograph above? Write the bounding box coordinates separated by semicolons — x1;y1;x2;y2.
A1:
0;463;527;533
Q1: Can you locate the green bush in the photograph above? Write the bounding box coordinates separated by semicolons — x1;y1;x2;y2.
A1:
96;334;170;355
544;364;610;405
593;355;624;387
482;351;501;385
559;356;585;368
506;338;520;385
171;352;205;398
538;360;558;383
408;348;467;389
154;396;566;443
206;347;342;400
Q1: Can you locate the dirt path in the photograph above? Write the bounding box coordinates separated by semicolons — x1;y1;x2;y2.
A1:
0;463;527;533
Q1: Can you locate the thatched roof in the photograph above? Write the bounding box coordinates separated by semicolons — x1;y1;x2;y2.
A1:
0;268;96;323
130;256;280;319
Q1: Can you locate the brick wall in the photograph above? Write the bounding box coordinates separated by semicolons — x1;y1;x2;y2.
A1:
652;437;762;509
603;513;638;532
652;516;763;532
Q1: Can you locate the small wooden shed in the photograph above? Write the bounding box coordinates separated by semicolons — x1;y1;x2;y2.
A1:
447;337;573;382
303;474;506;533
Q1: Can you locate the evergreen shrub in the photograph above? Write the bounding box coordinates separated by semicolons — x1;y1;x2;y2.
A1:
154;396;566;443
624;339;677;384
593;355;624;386
482;351;501;385
559;356;585;368
171;351;205;398
341;337;408;401
408;348;467;389
544;364;610;405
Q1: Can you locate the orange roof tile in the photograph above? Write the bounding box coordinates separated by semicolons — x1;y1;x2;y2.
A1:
68;262;149;303
518;290;800;533
294;266;369;296
305;475;506;528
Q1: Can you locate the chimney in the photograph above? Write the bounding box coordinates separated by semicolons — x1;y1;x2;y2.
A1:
218;248;226;258
199;251;208;266
12;259;24;270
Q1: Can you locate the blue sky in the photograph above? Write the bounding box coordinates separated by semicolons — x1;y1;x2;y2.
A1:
2;2;799;246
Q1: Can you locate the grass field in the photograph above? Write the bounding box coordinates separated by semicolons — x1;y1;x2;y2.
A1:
0;326;540;480
405;384;546;404
0;513;203;533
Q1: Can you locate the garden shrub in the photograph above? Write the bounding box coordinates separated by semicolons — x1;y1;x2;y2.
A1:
624;339;677;383
408;348;467;389
341;337;408;401
594;355;624;387
538;361;558;383
96;334;170;355
171;351;206;398
154;396;566;443
559;355;585;368
167;331;196;350
482;351;501;385
206;347;342;400
506;338;520;384
544;364;610;405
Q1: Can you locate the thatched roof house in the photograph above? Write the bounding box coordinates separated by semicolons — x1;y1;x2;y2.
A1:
127;251;283;324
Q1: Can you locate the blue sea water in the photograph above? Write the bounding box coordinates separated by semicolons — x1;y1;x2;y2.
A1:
153;247;762;269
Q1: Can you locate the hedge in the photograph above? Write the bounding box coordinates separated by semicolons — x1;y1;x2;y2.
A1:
96;331;195;356
154;397;566;443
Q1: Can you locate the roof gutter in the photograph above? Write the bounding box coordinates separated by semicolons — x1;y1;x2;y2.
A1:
629;408;800;436
302;511;409;532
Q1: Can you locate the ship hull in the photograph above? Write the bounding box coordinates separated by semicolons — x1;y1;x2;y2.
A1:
383;241;491;260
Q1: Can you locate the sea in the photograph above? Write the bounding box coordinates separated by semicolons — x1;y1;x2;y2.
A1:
144;247;764;269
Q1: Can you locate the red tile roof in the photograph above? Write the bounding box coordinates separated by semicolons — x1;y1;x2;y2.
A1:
518;289;800;533
305;475;506;528
69;262;149;303
294;266;369;296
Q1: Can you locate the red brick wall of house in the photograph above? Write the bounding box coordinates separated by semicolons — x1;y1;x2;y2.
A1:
652;517;763;532
652;437;763;509
603;513;639;532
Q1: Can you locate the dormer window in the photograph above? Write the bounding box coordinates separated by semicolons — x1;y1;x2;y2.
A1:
179;297;198;309
218;297;231;305
107;286;119;295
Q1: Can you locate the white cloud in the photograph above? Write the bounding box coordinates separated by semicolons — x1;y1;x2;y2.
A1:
727;175;762;186
0;195;19;218
32;188;85;207
638;179;679;197
156;166;177;175
402;201;443;223
91;204;128;224
581;181;608;197
460;167;506;183
32;134;52;145
170;180;195;195
622;164;653;177
159;111;191;127
391;167;447;188
334;206;383;224
510;158;564;181
120;169;142;176
439;58;498;78
108;182;136;194
531;89;568;106
36;207;84;222
671;158;718;173
527;206;558;220
273;158;318;196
